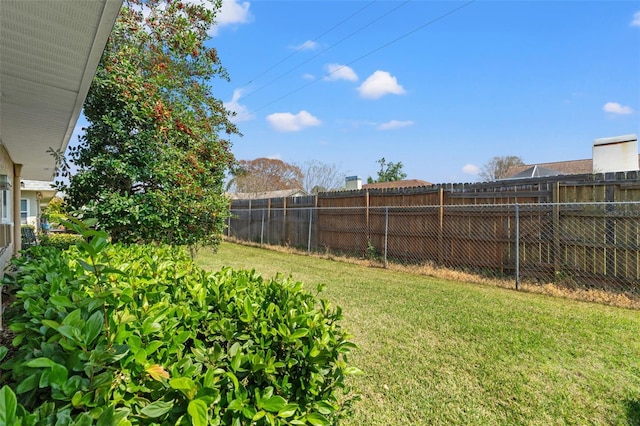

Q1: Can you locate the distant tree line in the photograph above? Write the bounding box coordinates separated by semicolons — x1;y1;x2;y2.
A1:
226;158;346;195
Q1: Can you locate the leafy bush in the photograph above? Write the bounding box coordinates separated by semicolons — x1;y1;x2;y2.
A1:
41;196;67;229
0;219;359;425
38;233;84;250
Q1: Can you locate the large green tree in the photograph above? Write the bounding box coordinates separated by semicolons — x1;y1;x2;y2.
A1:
59;0;238;248
367;157;407;183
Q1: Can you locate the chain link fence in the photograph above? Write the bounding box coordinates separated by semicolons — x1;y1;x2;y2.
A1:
228;202;640;302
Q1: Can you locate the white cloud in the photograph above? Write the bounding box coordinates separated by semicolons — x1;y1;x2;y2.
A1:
631;11;640;26
208;0;252;36
302;73;315;80
291;40;319;51
377;120;414;130
603;102;634;115
462;164;480;175
217;0;251;25
357;70;406;99
324;64;358;82
135;1;251;37
266;110;321;132
224;89;254;122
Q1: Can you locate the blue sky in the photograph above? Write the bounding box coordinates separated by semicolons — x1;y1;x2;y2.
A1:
69;1;640;185
210;0;640;184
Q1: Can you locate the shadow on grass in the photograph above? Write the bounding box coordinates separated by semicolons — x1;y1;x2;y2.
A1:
626;399;640;426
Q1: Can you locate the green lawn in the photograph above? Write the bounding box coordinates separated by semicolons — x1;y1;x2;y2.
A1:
196;242;640;425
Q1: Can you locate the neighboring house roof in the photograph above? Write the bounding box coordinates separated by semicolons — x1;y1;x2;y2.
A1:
504;165;565;180
0;1;122;180
21;180;56;192
506;159;594;178
362;179;432;190
506;154;640;179
228;189;308;200
21;180;58;203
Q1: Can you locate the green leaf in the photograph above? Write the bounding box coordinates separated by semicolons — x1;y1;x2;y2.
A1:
0;347;7;362
84;310;104;346
77;258;96;273
227;399;244;412
306;413;330;426
96;406;130;426
228;342;240;357
169;377;195;390
252;410;266;421
77;241;96;258
142;320;161;335
260;395;286;413
89;234;109;253
25;357;57;368
50;363;69;387
41;319;60;330
225;372;239;391
39;369;51;388
15;374;38;394
230;350;242;372
289;328;309;340
73;413;94;426
344;366;363;375
140;400;173;418
277;403;298;418
71;391;83;408
96;406;114;426
0;386;17;426
49;295;76;309
61;309;83;327
57;325;82;343
187;399;208;426
242;405;257;420
243;297;253;319
169;375;198;399
314;401;337;415
82;218;99;228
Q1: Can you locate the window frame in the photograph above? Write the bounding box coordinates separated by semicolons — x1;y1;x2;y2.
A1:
20;198;29;225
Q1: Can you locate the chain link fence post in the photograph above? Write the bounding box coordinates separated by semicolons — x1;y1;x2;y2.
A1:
307;208;313;254
515;203;520;290
260;209;265;246
384;207;389;268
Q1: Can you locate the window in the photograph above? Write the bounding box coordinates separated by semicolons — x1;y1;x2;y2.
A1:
1;191;8;223
20;198;28;225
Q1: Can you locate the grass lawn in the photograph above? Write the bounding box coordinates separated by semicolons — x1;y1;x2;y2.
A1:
196;242;640;425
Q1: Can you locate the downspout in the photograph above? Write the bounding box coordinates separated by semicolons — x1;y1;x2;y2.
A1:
13;164;22;256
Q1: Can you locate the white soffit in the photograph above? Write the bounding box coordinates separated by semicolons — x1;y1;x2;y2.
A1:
0;0;122;180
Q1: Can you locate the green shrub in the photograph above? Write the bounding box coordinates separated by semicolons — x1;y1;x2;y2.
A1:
0;219;359;425
39;232;84;250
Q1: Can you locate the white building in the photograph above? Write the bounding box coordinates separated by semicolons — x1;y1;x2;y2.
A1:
0;0;122;268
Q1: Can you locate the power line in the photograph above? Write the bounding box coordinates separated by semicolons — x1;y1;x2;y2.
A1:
234;0;477;122
243;1;378;87
239;0;411;102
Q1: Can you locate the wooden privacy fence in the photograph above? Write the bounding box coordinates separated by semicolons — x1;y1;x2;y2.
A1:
229;203;640;297
228;173;640;297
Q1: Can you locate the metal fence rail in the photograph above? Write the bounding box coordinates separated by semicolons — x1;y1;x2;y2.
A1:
228;203;640;299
